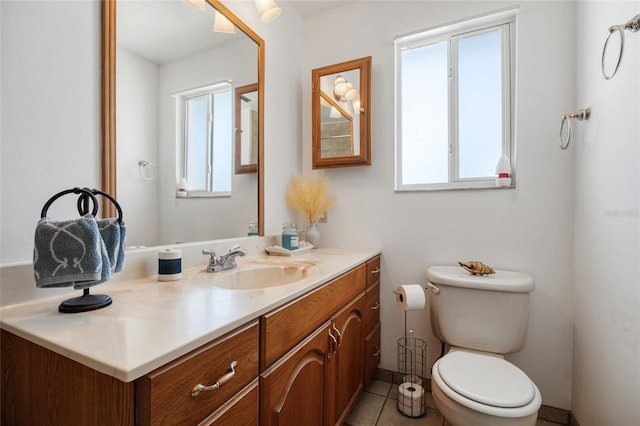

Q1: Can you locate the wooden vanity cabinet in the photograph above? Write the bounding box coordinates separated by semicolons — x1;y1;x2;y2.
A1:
260;257;380;426
364;256;381;385
1;255;380;426
1;321;259;426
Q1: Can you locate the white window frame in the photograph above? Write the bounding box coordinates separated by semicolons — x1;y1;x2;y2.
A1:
174;81;233;198
394;7;518;191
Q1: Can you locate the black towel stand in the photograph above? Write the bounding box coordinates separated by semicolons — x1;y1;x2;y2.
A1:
40;187;115;314
76;188;124;222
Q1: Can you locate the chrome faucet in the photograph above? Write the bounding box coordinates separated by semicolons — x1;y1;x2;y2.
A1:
202;245;247;272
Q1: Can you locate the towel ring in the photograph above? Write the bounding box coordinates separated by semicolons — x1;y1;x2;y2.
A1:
559;108;591;150
602;14;640;80
41;187;98;218
77;188;124;223
138;160;157;181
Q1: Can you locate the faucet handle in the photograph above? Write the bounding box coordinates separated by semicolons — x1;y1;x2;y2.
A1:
202;249;217;258
227;245;241;253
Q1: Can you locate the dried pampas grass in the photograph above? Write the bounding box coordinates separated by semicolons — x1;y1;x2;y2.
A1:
287;175;336;223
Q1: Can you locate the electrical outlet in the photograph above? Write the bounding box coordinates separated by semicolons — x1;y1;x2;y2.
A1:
319;212;328;223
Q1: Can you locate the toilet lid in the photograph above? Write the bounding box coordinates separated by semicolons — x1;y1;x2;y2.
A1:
437;351;535;408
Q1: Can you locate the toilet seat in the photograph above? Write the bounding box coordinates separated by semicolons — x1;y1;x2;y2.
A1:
432;350;541;418
438;350;535;408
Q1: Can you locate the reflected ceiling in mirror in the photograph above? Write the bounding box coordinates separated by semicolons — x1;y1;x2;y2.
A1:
101;0;264;248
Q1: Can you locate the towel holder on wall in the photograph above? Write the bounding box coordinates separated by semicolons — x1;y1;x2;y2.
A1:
138;160;157;181
559;107;591;150
601;13;640;80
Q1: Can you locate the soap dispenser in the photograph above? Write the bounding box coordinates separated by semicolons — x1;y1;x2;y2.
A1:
495;155;512;187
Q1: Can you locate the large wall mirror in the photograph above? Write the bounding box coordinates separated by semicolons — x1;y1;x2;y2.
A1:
311;56;371;168
102;0;264;248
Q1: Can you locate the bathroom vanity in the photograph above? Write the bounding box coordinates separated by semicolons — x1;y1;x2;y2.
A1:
0;249;380;425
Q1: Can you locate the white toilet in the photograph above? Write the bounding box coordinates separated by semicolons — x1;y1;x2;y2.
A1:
426;265;542;426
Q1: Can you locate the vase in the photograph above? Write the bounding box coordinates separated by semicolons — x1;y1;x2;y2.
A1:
307;222;320;248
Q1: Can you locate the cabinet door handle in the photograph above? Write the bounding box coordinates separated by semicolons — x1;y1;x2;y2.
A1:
332;323;342;347
328;329;338;359
370;268;380;275
191;360;238;397
370;302;380;311
371;348;381;357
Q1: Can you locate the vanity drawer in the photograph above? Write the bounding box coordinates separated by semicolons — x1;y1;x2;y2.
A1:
366;256;381;288
198;378;259;426
364;281;380;335
260;264;366;370
136;320;259;426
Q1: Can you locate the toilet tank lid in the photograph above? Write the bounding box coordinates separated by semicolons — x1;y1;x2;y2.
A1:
427;265;534;292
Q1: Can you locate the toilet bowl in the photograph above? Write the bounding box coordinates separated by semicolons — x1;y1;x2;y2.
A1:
431;348;541;426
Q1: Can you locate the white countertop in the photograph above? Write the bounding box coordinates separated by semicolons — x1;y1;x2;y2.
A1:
0;248;379;382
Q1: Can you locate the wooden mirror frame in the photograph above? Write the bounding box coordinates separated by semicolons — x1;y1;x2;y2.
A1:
235;83;258;174
101;0;265;235
311;56;371;169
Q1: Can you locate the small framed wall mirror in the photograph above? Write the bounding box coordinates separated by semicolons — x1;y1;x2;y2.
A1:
312;56;371;168
235;83;258;174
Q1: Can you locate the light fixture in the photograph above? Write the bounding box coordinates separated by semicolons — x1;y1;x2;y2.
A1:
213;10;236;33
255;0;281;23
184;0;205;11
329;107;342;119
352;96;361;113
332;75;359;103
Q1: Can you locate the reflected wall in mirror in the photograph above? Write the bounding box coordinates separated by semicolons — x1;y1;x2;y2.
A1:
235;83;258;174
312;56;371;168
101;0;264;248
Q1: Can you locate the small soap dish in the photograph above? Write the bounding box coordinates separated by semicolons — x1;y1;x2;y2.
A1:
266;242;313;256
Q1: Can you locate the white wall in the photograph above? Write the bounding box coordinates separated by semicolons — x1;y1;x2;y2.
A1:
117;46;160;247
1;0;101;264
572;2;640;425
303;1;576;409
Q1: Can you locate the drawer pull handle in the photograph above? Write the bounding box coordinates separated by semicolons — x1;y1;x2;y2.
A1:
372;348;381;357
370;302;380;311
191;360;238;397
328;329;338;359
370;268;380;275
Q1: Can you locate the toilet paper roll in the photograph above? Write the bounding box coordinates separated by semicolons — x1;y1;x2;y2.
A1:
395;284;425;311
158;249;182;281
397;382;425;417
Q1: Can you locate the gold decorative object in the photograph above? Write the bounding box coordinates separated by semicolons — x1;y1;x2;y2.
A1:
286;175;336;223
458;261;495;276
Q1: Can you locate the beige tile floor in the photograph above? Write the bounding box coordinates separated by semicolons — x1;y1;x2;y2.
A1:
346;379;566;426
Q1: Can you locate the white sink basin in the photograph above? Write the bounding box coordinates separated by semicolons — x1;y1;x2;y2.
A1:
189;260;319;290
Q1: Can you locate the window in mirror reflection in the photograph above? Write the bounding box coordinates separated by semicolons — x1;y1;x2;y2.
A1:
235;83;258;174
175;81;233;197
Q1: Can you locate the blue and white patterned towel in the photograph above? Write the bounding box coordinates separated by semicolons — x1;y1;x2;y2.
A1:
72;218;126;289
33;215;104;288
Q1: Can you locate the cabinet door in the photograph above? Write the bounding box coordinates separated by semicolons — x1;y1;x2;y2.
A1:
260;321;332;426
330;292;365;426
364;323;381;386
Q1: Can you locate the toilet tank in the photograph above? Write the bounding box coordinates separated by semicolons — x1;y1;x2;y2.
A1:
426;265;534;354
